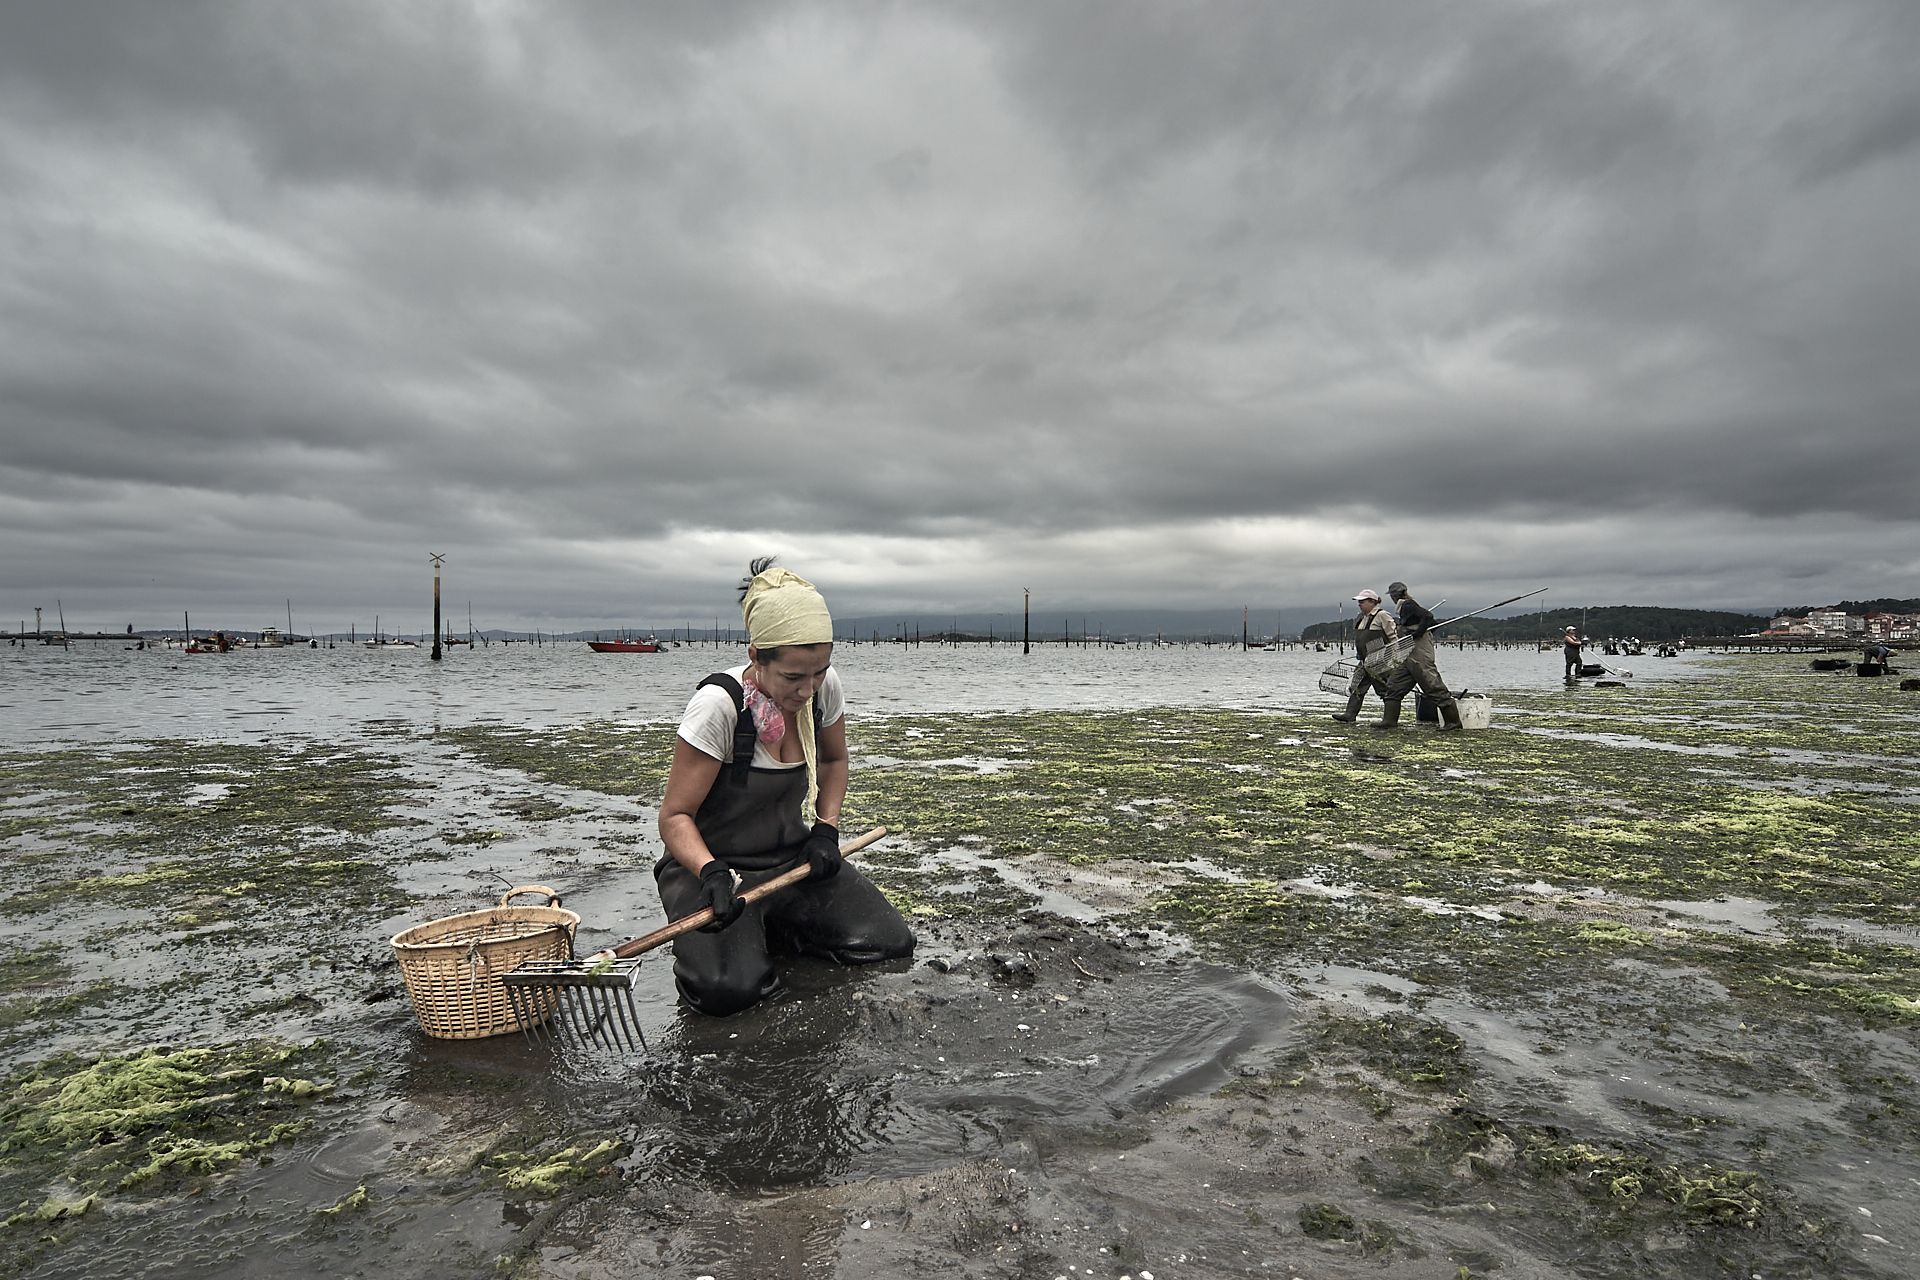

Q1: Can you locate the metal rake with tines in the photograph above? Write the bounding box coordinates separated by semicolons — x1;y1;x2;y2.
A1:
500;826;889;1051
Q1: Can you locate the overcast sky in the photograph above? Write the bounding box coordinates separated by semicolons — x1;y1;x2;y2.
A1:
2;1;1916;635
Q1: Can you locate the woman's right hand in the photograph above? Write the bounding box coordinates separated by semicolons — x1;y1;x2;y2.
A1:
696;860;745;932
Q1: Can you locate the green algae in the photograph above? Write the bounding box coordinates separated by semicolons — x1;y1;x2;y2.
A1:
317;1183;369;1215
0;1041;331;1211
0;742;423;943
434;722;676;799
1421;1108;1777;1229
419;680;1917;1054
484;1139;620;1196
1278;1009;1477;1096
0;1194;95;1232
1226;1006;1849;1267
1576;920;1657;946
1297;1201;1398;1252
1521;1134;1765;1224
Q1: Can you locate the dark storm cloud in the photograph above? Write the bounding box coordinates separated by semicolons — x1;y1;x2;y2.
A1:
1;0;1916;630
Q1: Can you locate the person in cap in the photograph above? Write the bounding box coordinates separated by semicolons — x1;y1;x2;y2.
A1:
1562;624;1585;681
1331;588;1409;728
655;557;914;1015
1387;582;1462;731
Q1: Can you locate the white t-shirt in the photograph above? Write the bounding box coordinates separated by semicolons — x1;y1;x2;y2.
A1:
676;663;845;767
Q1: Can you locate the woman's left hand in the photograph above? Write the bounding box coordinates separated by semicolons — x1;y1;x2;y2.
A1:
803;820;843;881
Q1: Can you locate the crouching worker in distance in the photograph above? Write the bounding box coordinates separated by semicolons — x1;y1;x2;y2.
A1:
655;558;914;1015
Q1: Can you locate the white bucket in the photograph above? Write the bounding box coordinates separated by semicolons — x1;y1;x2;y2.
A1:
1456;693;1492;730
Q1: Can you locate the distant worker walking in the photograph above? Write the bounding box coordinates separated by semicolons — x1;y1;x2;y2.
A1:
1331;589;1407;729
1387;582;1461;732
1562;625;1585;681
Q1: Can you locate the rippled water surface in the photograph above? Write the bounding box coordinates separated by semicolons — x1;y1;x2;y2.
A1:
0;637;1711;746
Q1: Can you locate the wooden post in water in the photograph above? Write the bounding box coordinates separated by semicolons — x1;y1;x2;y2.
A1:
1242;605;1249;651
430;554;445;662
1023;589;1030;655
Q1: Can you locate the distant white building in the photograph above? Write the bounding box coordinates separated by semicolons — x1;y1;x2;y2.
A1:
1803;608;1858;636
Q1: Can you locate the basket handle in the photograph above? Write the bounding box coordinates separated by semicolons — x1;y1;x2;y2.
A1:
498;884;563;909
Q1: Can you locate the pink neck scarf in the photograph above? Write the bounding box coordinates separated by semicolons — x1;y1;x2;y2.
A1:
740;674;787;748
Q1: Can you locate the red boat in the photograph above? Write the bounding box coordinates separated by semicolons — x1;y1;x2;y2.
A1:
587;637;661;653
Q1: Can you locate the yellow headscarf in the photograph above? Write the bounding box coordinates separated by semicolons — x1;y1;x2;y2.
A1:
741;566;834;814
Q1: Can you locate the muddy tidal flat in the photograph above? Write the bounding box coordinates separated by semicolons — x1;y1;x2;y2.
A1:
2;648;1917;1279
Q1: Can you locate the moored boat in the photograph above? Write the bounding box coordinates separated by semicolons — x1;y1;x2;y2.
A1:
587;636;661;653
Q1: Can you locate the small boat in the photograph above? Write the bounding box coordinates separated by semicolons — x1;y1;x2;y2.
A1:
253;626;287;648
587;636;661;653
362;616;416;648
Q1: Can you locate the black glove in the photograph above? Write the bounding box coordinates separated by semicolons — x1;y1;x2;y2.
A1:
696;860;745;932
803;820;842;882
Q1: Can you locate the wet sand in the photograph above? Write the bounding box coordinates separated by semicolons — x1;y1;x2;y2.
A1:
1;652;1916;1278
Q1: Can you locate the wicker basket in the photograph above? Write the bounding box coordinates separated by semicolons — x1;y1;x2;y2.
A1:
391;885;580;1040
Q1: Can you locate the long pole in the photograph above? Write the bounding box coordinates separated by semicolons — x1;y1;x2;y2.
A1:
430;554;445;661
1023;589;1030;655
1430;587;1549;634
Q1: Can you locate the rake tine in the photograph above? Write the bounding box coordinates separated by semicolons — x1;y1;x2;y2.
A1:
611;981;648;1054
505;982;532;1045
561;984;596;1044
575;985;615;1049
509;980;542;1047
592;985;629;1052
531;985;557;1046
577;985;612;1048
592;984;632;1052
595;982;638;1053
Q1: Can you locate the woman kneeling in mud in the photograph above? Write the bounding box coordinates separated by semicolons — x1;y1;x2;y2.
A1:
655;557;914;1015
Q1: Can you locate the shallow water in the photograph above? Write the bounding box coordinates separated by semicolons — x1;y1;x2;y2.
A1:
0;637;1711;746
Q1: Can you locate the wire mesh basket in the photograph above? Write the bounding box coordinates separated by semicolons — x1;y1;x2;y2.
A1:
1361;635;1414;677
1321;635;1420;695
390;885;579;1040
1317;656;1359;694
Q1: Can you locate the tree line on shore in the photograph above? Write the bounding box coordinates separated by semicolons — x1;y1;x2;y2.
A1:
1300;606;1769;645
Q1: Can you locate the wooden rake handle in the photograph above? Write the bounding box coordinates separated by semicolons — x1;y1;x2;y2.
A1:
599;825;889;962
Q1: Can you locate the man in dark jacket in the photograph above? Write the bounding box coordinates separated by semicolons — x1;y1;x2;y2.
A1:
1388;582;1462;732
